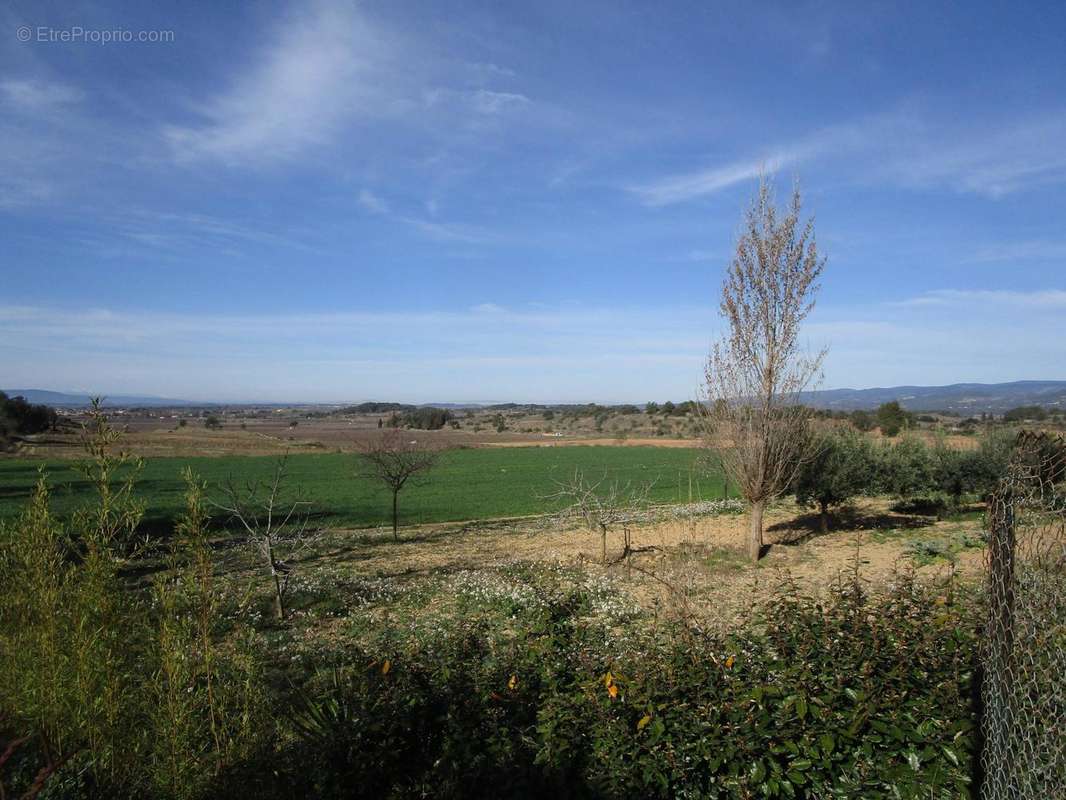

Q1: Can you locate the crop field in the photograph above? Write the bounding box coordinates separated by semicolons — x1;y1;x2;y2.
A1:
0;445;725;530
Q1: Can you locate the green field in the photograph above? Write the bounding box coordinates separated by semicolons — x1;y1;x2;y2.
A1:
0;446;726;531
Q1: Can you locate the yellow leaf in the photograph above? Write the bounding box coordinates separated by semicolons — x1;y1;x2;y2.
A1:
725;655;735;669
604;671;614;688
637;714;652;730
381;659;391;675
508;674;518;691
608;684;618;699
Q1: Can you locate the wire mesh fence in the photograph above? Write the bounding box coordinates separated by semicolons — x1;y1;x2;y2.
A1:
981;431;1066;800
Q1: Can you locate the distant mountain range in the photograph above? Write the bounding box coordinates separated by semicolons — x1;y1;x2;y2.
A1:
801;381;1066;413
6;380;1066;414
1;389;199;408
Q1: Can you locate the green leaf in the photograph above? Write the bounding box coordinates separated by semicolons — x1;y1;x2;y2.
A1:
940;745;960;767
750;760;767;783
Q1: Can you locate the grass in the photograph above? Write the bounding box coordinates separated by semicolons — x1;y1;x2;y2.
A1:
0;446;727;531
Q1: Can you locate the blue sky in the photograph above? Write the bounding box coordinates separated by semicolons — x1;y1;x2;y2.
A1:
1;1;1064;403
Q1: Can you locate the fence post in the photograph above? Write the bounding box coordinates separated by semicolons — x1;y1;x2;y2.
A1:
982;492;1015;797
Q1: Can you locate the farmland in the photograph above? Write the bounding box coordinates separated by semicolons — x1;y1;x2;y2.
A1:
0;445;723;530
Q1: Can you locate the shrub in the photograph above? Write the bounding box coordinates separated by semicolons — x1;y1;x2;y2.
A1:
875;401;910;437
875;436;937;498
266;572;978;799
0;391;58;449
401;407;453;430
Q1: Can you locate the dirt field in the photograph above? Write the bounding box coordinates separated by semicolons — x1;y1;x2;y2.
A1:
300;496;986;629
9;407;982;460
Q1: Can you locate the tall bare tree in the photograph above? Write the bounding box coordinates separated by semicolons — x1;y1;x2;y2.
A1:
358;430;439;541
703;177;826;562
214;456;316;619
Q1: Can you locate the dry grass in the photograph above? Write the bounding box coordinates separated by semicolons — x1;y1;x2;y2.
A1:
291;496;986;629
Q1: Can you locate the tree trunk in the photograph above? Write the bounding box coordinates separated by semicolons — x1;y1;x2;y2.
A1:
264;539;284;619
600;524;607;564
392;490;399;542
819;500;829;534
748;500;765;562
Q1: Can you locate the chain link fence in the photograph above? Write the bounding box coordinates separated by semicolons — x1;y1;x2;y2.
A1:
981;431;1066;800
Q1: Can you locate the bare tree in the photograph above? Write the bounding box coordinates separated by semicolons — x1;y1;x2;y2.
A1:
358;429;439;541
702;177;826;562
214;456;317;619
548;469;655;565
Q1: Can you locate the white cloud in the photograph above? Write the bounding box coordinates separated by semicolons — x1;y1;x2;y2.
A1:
894;289;1066;310
879;114;1066;198
470;90;530;115
628;116;881;206
163;3;404;164
965;240;1066;263
630;109;1066;206
396;216;499;244
0;79;83;113
631;152;796;207
357;189;390;214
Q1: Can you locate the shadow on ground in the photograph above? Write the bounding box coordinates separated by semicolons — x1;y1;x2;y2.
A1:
767;506;937;546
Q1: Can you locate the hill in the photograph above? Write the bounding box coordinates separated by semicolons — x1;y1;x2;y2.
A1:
803;380;1066;413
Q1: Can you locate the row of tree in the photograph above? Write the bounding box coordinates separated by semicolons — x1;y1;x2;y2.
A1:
792;430;1010;532
0;391;59;449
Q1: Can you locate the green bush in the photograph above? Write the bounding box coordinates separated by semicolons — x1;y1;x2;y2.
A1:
875;436;937;498
259;573;978;799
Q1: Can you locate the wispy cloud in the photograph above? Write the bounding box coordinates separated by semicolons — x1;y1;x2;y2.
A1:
631;151;798;207
879;114;1066;198
0;78;88;208
0;303;712;401
965;240;1066;263
894;288;1066;310
0;79;83;113
357;189;390;214
396;216;499;244
631;109;1066;206
628;116;883;206
163;3;405;165
356;187;498;243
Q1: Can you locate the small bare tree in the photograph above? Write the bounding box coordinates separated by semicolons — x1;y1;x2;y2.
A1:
214;456;317;619
549;470;654;565
358;430;439;541
702;177;826;562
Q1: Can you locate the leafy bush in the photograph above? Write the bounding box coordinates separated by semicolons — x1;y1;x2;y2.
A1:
261;573;978;799
0;410;267;800
875;436;938;498
401;407;453;430
0;391;58;449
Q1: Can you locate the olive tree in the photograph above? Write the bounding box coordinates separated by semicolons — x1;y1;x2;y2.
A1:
793;429;875;532
702;177;827;561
